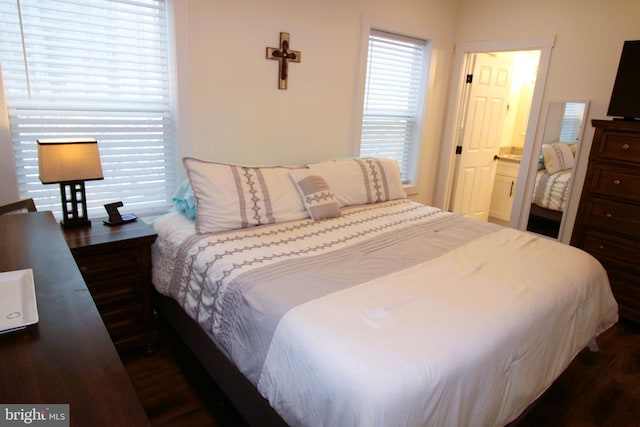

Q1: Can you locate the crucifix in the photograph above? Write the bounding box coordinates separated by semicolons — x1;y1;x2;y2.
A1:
266;32;301;90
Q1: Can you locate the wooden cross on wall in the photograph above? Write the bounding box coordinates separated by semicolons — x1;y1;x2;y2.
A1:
266;32;301;90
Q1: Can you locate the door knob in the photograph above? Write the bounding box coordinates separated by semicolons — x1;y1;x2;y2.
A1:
493;155;500;161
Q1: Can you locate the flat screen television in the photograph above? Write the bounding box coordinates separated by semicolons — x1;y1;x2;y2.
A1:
607;40;640;120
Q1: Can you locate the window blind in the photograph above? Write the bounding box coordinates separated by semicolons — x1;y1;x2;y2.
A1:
360;29;427;183
559;102;586;143
0;0;176;217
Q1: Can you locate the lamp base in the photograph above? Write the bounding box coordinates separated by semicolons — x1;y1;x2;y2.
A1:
61;218;92;229
59;181;92;228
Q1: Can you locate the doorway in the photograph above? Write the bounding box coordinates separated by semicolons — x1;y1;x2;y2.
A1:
450;50;540;224
437;38;554;231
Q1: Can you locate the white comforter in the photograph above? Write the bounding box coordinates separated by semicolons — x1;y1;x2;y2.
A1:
257;228;617;426
153;200;617;427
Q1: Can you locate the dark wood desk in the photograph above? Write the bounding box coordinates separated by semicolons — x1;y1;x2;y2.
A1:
0;212;149;426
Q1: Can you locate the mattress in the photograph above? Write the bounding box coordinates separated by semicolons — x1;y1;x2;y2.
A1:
152;199;618;427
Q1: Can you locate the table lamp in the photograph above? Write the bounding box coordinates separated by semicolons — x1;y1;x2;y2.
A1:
37;138;104;228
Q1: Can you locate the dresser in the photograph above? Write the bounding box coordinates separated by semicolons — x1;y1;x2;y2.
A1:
0;212;149;426
63;219;158;353
571;119;640;323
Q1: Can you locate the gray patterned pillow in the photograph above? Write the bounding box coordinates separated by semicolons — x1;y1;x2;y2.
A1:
307;158;406;207
183;157;309;233
289;172;341;220
542;143;575;174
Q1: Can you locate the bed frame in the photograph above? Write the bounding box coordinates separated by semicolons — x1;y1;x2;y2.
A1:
527;204;563;238
529;203;563;223
153;290;288;427
153;288;549;426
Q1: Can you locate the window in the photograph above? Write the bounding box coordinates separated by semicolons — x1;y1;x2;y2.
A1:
359;29;428;183
0;0;176;217
559;102;587;143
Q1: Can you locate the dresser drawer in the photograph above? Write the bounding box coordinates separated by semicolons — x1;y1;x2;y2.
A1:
605;267;640;323
588;165;640;202
583;197;640;236
607;268;639;301
580;230;640;268
595;132;640;163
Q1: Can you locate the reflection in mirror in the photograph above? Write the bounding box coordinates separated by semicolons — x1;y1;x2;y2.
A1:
526;101;589;238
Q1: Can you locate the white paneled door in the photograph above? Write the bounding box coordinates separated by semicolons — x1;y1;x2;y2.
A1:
452;53;512;221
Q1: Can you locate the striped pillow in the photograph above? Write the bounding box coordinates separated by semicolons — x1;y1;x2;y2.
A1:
307;158;406;207
183;158;308;234
289;172;341;220
542;143;574;174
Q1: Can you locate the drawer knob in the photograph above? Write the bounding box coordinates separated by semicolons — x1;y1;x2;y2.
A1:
622;143;630;150
605;213;613;219
613;179;621;185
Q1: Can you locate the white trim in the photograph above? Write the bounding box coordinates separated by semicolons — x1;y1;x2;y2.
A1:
350;15;372;158
525;98;590;241
0;66;20;204
352;15;432;184
512;39;554;230
170;0;193;179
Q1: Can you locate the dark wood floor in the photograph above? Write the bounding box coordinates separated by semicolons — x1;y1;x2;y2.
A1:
121;323;246;427
121;318;640;427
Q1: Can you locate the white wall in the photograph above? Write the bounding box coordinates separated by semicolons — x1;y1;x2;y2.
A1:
176;0;461;204
0;0;460;206
3;0;638;217
450;0;640;241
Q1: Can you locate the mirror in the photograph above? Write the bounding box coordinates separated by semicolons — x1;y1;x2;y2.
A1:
526;100;589;238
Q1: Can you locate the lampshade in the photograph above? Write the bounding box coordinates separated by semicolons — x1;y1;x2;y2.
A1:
37;138;104;228
37;138;103;184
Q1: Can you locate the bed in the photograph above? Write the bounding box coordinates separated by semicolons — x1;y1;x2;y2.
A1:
152;157;617;427
529;142;577;224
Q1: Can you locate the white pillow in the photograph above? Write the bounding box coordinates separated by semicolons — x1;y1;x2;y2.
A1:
289;171;341;220
542;143;575;174
307;158;406;207
183;157;309;234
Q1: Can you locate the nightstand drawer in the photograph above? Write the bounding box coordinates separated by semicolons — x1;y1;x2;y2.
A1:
86;273;142;306
583;197;640;236
588;165;640;202
596;132;640;163
580;230;640;268
101;304;147;339
74;248;142;280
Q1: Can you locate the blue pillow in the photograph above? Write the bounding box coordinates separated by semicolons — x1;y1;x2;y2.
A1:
172;179;196;219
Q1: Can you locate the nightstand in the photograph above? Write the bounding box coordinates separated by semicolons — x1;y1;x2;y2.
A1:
63;218;159;353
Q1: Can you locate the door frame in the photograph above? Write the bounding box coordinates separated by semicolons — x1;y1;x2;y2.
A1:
435;37;555;230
